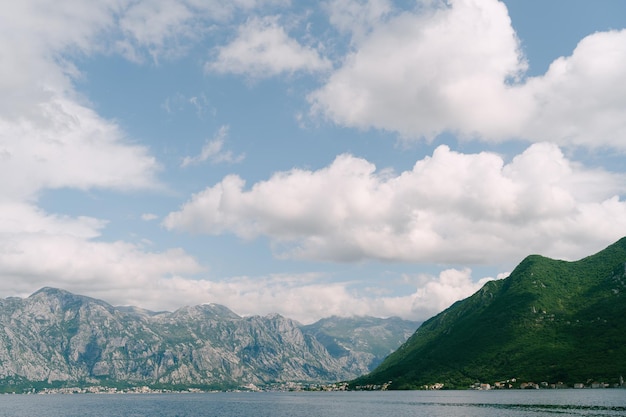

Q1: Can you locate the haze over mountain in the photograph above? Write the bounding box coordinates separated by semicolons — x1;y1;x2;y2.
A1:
0;288;417;392
354;237;626;389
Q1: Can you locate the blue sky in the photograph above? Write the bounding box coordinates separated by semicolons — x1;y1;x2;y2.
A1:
2;0;626;323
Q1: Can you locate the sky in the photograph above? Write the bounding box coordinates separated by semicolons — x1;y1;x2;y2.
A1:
1;0;626;324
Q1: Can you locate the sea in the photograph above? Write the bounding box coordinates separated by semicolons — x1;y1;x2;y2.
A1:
0;390;625;417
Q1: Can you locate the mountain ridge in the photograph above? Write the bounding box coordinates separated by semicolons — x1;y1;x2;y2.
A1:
0;287;418;392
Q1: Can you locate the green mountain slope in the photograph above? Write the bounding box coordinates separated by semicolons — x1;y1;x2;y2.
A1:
354;237;626;389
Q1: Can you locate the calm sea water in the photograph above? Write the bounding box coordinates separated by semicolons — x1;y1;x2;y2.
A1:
0;390;625;417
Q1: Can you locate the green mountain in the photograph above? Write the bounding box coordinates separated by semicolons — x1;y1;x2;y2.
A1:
354;237;626;389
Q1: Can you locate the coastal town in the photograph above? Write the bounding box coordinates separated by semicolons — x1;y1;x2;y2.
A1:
5;376;624;395
353;377;626;391
16;381;353;395
469;375;625;390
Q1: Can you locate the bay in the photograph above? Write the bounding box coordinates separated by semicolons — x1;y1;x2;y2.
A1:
0;390;625;417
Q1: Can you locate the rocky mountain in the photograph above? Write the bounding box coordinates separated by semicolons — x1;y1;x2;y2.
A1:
304;316;417;372
354;237;626;389
0;288;417;391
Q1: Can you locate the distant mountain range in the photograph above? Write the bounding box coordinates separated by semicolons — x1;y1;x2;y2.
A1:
0;288;417;392
5;238;624;393
354;237;626;389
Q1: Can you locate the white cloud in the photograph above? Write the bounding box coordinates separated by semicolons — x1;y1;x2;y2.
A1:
0;97;160;202
84;268;496;324
181;125;244;167
325;0;393;42
117;0;197;61
0;203;203;302
116;0;291;62
3;0;625;324
0;0;207;306
0;202;105;238
310;0;528;141
311;0;626;149
0;1;170;203
0;0;303;319
207;16;332;77
0;1;115;119
521;29;626;148
141;213;159;221
0;235;203;295
164;143;626;264
403;268;497;320
0;228;497;322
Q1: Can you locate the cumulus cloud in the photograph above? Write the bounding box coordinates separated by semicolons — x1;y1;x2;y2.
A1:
404;268;499;320
0;210;494;323
0;0;213;305
311;0;528;140
3;0;625;323
521;29;626;148
0;0;304;317
86;268;495;324
164;143;626;264
0;202;203;301
0;0;165;204
207;16;332;77
0;1;114;118
0;224;497;322
311;0;626;149
0;97;159;202
181;125;244;167
0;202;105;238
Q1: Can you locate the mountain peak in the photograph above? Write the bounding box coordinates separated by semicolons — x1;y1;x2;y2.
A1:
29;287;110;309
31;286;71;297
170;303;240;320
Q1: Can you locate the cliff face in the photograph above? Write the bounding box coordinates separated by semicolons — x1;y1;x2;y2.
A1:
0;288;417;389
